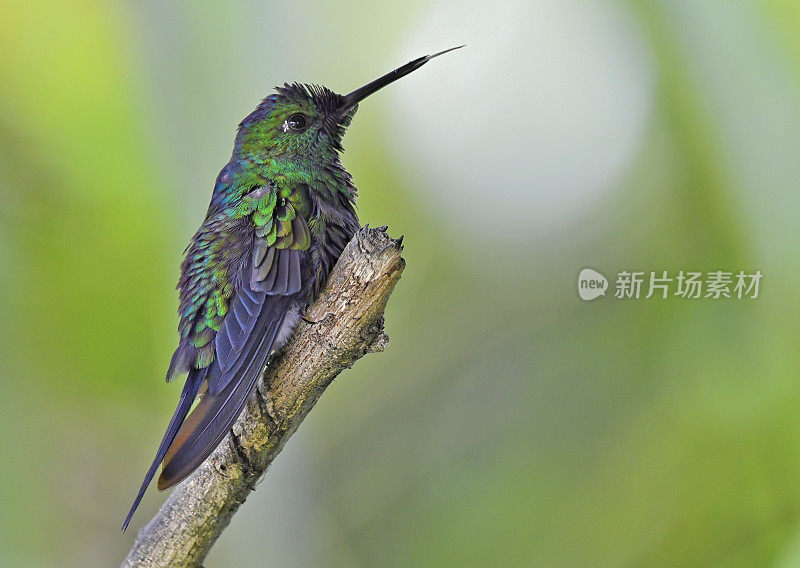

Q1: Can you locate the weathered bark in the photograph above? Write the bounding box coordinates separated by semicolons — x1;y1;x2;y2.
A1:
121;226;405;568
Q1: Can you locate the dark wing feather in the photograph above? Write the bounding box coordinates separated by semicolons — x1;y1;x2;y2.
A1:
215;284;267;375
212;248;302;391
157;294;290;489
121;366;207;531
212;186;309;385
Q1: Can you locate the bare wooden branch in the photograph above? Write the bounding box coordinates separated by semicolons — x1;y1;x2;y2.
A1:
121;226;405;568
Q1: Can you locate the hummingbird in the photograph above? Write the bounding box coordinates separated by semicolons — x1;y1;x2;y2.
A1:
122;46;462;531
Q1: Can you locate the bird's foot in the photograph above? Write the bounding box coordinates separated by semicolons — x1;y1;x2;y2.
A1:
301;313;319;325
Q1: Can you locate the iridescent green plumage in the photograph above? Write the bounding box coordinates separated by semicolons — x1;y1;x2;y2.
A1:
123;47;462;532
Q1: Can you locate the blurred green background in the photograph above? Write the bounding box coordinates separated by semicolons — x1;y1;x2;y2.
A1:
2;0;800;566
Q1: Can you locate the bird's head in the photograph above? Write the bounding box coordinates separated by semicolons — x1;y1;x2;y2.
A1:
233;85;352;162
232;46;463;164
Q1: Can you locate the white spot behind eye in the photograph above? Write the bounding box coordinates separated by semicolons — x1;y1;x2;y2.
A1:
282;120;290;133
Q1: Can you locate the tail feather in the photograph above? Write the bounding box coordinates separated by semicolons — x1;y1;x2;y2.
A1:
157;297;290;490
121;367;207;532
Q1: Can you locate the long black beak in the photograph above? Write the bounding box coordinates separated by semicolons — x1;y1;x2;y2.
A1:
341;45;464;112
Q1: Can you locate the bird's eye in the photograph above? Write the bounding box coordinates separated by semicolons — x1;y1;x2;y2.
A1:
285;113;308;132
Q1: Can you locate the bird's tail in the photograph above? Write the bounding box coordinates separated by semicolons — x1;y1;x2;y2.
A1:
156;304;288;490
121;367;206;532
